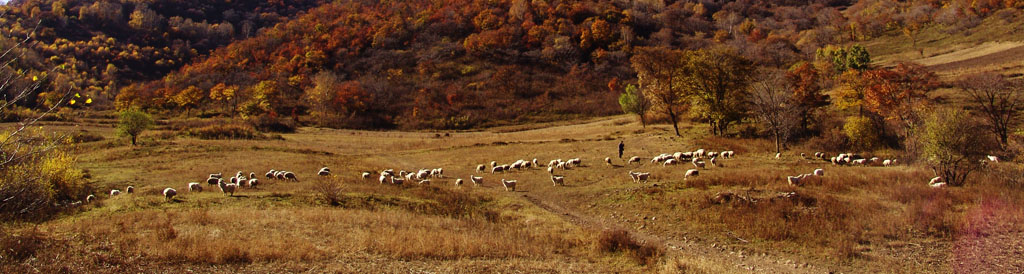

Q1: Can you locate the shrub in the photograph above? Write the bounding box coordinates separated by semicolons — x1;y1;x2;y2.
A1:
116;109;154;146
843;116;879;151
596;229;663;265
250;113;296;133
0;135;90;221
181;124;266;140
919;108;990;186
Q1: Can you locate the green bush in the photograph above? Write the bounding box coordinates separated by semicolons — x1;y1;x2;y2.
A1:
0;134;90;221
843;116;880;151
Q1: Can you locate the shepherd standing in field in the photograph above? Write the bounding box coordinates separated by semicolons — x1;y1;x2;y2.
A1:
618;140;624;158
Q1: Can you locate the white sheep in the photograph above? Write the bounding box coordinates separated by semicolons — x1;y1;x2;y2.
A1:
210;173;223;179
551;175;565;186
470;176;483;186
379;174;389;184
218;180;237;196
163;188;177;201
685;169;698;179
548;159;560;167
418;179;431;185
987;155;999;162
188;182;203;192
628;171;639;183
787;175;802;186
391;177;405;185
813;169;824;176
110;189;121;196
501;179;517;192
455;179;464;187
230;176;239;185
628;156;641;165
532;158;539;166
694;149;706;158
126;186;134;194
800;152;806;158
708;151;718;158
477;164;486;172
710;156;718;167
208;177;221;185
775;153;781;159
247;178;259;188
318;167;331;176
663;159;678;166
284;172;298;182
266;170;276;179
86;194;96;203
605;157;612;166
851;159;867;165
928;176;945;188
491;166;505;173
636;172;650;183
883;159;893;167
491;161;497;168
693;161;706;169
547;166;554;174
362;172;372;179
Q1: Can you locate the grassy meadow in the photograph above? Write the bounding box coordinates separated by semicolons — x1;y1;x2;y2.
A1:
2;114;1022;273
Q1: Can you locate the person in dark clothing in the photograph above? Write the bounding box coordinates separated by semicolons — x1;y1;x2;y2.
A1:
618;141;624;158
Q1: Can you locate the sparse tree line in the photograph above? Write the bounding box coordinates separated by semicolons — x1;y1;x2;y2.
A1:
619;44;1022;187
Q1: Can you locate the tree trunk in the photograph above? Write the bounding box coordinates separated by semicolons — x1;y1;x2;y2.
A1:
640;113;646;128
668;110;680;136
131;134;137;146
774;130;781;154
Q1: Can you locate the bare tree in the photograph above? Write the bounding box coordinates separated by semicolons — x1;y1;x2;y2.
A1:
0;22;75;220
749;69;801;154
957;72;1023;149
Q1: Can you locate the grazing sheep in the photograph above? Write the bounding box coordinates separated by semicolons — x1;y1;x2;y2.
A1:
709;156;718;167
501;179;517;192
568;158;581;167
362;172;372;179
547;166;554;174
787;175;803;186
987;155;999;162
455;179;464;187
883;159;893;167
532;158;539;166
694;149;706;158
126;186;134;194
723;151;735;158
188;182;203;192
318;167;331;176
673;152;683;161
628;171;639;183
275;171;286;180
470;176;483;186
379;174;389;184
708;151;719;158
207;177;221;185
418;179;431;185
163;188;177;201
548;159;560;167
284;172;298;182
636;172;650;183
218;181;237;196
230;176;239;185
86;195;96;203
800;152;806;158
663;159;678;166
247;172;255;180
628;156;641;165
477;164;486;172
266;170;277;179
247;178;259;188
210;173;223;179
775;153;781;159
110;189;121;196
693;161;706;169
685;169;699;179
382;169;395;176
405;172;415;182
813;169;824;176
605;157;612;166
551;175;565;186
928;176;945;188
557;161;568;170
491;166;505;173
851;159;867;165
391;177;405;185
491;161;497;168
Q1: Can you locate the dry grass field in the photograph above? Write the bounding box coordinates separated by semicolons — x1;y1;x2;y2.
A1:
2;115;1023;273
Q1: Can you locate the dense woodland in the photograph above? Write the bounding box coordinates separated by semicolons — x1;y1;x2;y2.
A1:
1;0;1022;132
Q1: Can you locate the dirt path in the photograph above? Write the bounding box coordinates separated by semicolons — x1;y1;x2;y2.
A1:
519;193;825;273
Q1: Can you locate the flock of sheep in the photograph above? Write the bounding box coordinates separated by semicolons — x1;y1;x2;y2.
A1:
73;145;1004;205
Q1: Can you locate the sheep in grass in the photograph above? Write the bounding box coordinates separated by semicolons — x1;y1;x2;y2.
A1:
188;182;203;192
110;189;121;196
605;157;612;166
693;161;706;169
787;175;804;186
379;174;389;184
551;175;565;186
548;159;560;167
318;167;331;176
491;161;498;168
708;151;719;158
635;172;650;183
685;169;699;179
455;179;464;187
163;188;177;201
491;165;505;173
230;176;239;185
813;169;824;176
883;159;893;167
628;156;641;165
851;159;867;166
284;172;298;182
207;177;220;185
532;158;539;167
709;156;719;167
663;159;678;166
547;166;554;174
477;164;486;172
501;179;517;192
86;195;96;203
418;179;431;185
391;177;405;185
218;180;237;196
210;173;223;179
470;176;483;186
266;170;276;179
800;152;806;158
929;177;945;188
775;153;781;159
275;171;286;180
694;149;706;158
247;178;259;189
362;172;372;179
987;155;999;162
126;186;134;194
